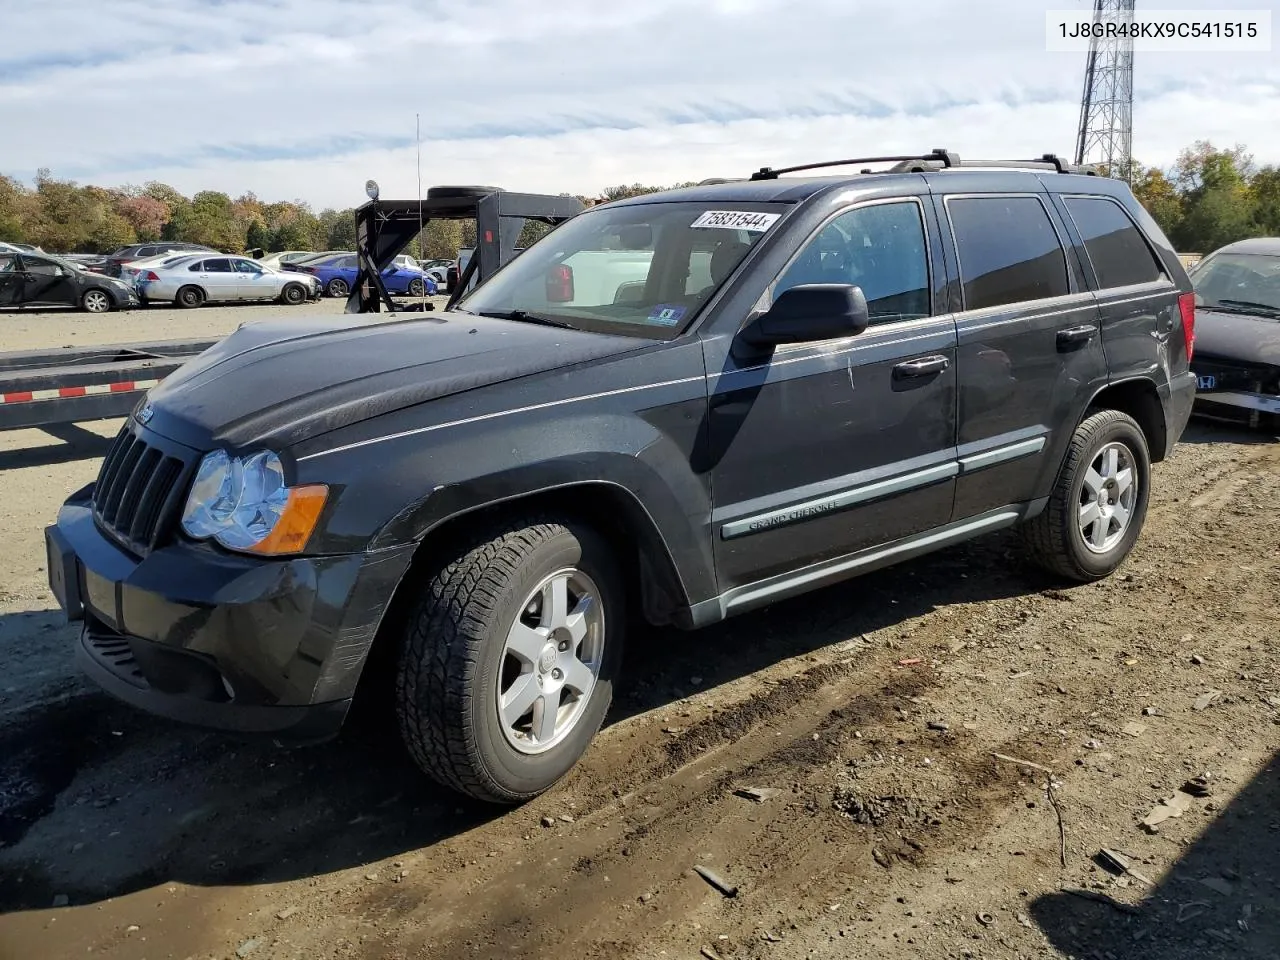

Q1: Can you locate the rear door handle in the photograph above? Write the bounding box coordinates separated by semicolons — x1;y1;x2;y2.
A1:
893;355;950;379
1057;324;1096;348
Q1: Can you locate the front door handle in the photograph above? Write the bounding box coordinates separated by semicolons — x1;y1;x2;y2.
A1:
893;355;950;379
1057;324;1096;348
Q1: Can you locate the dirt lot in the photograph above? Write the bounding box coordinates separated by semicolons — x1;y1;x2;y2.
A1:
1;304;1278;960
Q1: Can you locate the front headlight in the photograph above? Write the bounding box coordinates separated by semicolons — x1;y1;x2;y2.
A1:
181;449;328;555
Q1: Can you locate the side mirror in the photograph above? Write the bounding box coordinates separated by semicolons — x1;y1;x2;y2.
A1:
740;284;870;348
546;264;574;302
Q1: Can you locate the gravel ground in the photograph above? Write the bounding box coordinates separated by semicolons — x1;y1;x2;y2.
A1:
0;306;1277;960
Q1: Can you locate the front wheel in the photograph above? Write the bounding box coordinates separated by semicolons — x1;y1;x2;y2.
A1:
1021;409;1151;581
281;282;307;305
395;519;625;804
81;289;112;313
408;278;426;298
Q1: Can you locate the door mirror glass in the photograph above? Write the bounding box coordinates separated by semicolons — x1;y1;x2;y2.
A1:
741;284;870;347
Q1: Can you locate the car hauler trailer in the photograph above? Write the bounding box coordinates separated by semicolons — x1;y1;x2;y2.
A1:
0;186;585;433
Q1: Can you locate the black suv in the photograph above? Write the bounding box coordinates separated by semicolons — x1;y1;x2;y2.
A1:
46;151;1198;804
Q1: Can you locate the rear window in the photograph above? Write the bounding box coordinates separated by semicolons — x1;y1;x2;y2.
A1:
1064;197;1165;289
459;200;787;339
947;196;1070;310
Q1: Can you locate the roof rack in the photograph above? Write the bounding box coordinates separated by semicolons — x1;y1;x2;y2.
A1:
750;149;959;180
750;150;1099;180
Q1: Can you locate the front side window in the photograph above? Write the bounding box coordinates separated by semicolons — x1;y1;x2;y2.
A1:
21;257;60;276
1064;196;1165;289
947;196;1070;310
459;200;788;339
774;201;931;323
1191;252;1280;315
233;259;263;274
0;254;15;273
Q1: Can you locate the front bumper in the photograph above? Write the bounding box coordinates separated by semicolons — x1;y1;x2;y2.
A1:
46;489;416;741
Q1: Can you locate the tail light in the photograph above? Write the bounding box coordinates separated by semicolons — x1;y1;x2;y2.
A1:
142;270;160;282
298;266;316;274
546;265;574;302
1178;291;1195;361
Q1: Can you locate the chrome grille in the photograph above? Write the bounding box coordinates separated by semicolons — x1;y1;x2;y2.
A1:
93;423;190;556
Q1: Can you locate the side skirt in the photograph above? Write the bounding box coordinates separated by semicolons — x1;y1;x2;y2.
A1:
681;502;1045;628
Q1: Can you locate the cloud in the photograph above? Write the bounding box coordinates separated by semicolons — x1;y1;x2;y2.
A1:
2;0;1277;207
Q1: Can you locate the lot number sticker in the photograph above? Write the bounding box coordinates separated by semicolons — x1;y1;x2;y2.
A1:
691;210;781;232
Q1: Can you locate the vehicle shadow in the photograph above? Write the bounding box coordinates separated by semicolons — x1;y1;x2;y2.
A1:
1180;417;1279;445
0;527;1053;915
1029;750;1279;958
0;423;116;471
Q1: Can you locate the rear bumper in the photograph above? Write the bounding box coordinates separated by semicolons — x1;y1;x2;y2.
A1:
46;491;416;741
1194;389;1280;417
1163;370;1198;457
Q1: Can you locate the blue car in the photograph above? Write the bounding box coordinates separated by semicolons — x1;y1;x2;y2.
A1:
299;254;437;298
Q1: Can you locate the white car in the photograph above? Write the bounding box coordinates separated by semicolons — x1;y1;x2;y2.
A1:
137;254;323;308
255;250;316;271
119;252;207;289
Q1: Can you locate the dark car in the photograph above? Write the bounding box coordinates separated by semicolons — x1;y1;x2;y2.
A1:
100;242;217;278
0;251;139;313
1186;237;1280;428
45;152;1197;804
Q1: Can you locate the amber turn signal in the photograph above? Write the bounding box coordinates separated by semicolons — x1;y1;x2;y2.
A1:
246;484;329;556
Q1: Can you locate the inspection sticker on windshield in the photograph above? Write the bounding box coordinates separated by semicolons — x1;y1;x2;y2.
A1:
691;210;781;232
648;304;686;325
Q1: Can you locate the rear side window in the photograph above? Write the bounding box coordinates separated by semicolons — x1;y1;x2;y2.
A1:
136;246;156;257
1063;197;1165;288
947;196;1070;310
204;259;233;273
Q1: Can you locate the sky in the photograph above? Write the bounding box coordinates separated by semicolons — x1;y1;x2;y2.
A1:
1;0;1277;209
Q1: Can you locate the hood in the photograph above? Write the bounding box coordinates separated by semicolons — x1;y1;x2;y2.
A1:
1195;307;1280;367
143;311;643;450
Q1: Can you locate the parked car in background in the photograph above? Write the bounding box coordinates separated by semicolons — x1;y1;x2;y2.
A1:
100;242;218;278
0;241;45;254
294;253;436;298
256;251;316;271
280;250;350;273
119;252;213;291
418;258;451;284
136;254;322;308
1187;237;1280;427
0;251;138;312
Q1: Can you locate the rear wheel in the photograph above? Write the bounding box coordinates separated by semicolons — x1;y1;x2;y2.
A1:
175;285;204;309
281;282;307;305
81;289;112;313
1021;409;1151;581
326;278;349;298
395;518;624;804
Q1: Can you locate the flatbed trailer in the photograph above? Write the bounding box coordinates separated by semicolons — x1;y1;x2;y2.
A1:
0;185;583;433
0;340;215;431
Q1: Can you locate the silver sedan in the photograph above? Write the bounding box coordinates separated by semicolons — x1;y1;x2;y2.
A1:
136;254;323;308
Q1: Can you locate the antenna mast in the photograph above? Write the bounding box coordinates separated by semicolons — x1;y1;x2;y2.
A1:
1074;0;1136;180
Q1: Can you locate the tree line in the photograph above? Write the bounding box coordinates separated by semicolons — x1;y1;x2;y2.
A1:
1;143;1275;258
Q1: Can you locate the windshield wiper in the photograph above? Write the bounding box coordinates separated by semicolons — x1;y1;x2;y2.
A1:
1209;299;1280;316
476;309;576;329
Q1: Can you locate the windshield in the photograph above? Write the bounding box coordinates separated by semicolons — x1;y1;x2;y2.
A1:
458;200;789;338
1192;252;1280;314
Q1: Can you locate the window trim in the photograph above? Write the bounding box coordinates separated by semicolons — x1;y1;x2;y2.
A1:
1059;192;1170;292
766;195;936;325
942;192;1074;314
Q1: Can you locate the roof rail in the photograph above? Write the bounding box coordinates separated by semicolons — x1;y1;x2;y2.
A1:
750;150;1100;180
749;148;960;180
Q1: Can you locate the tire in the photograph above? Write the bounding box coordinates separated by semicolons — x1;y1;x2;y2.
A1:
81;289;112;313
175;285;204;309
1021;409;1151;582
395;518;625;804
408;278;426;298
326;278;349;298
281;282;307;305
426;185;501;200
